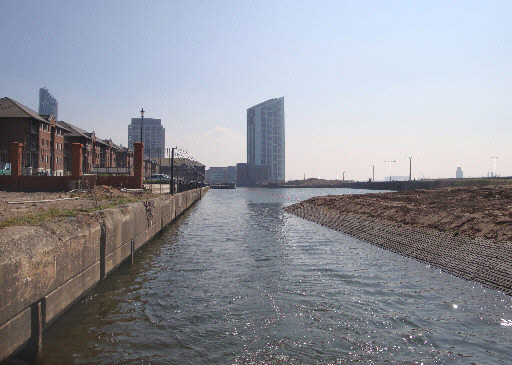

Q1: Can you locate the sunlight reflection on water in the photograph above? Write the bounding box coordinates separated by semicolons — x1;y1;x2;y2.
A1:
42;188;512;364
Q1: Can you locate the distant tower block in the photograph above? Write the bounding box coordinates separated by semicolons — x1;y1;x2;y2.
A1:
247;97;285;183
39;87;58;120
456;167;463;179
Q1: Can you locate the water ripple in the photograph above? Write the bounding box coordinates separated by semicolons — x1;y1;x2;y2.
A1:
43;188;512;364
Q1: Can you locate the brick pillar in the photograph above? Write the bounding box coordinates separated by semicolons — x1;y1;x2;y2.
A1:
10;142;23;177
72;143;83;179
133;142;143;189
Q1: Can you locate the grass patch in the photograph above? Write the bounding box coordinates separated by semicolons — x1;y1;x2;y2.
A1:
0;197;141;229
0;208;80;228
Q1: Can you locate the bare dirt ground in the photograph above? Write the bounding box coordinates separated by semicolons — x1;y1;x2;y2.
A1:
0;186;156;228
299;185;512;242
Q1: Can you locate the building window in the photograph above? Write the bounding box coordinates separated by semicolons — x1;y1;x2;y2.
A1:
46;140;49;147
41;139;44;146
45;155;48;163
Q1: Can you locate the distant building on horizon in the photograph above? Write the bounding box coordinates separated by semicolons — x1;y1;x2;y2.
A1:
206;166;237;185
456;167;463;179
386;175;409;182
159;157;205;183
128;117;165;159
245;97;285;185
38;87;58;120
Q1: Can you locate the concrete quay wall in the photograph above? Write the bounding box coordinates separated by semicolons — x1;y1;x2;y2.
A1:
0;187;209;361
285;202;512;296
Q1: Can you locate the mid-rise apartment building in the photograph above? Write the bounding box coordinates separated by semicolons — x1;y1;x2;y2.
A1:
128;118;165;159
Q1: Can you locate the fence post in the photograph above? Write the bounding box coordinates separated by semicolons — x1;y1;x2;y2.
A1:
10;142;23;191
133;142;143;189
72;143;83;180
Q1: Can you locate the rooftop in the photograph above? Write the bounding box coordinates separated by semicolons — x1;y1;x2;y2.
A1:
0;97;49;123
247;97;284;110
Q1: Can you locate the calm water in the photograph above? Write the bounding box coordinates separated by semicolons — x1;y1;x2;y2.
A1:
43;188;512;364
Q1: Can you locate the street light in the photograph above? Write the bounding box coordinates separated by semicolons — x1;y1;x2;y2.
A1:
384;160;396;181
166;147;177;194
369;164;376;182
408;156;412;181
140;108;145;144
491;156;499;177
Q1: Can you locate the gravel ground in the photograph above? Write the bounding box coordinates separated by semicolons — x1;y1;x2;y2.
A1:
291;185;512;242
0;187;153;227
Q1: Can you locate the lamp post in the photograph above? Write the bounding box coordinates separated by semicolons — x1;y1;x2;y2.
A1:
140;108;145;178
140;108;145;144
171;147;176;194
409;156;412;181
384;160;396;181
491;156;499;177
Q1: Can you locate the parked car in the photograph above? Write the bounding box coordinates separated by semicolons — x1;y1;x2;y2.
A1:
147;174;170;181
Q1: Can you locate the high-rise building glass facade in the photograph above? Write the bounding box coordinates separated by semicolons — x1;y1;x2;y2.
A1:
38;87;58;120
128;118;165;159
247;97;285;183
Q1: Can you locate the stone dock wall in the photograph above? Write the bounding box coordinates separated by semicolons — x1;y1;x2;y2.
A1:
285;202;512;296
0;187;209;361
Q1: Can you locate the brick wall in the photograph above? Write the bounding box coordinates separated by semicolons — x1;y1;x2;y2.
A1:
96;175;139;189
1;142;144;192
16;176;76;192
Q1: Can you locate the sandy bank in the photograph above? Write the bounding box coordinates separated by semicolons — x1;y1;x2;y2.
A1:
284;186;512;295
296;185;512;242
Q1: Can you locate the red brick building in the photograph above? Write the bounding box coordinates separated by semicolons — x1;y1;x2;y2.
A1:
57;121;134;175
0;97;69;176
2;97;134;177
57;121;95;174
115;145;133;169
159;158;205;183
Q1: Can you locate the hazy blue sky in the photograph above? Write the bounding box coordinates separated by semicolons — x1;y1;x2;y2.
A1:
1;1;510;180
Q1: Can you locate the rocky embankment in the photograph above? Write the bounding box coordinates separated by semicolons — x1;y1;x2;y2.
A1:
284;185;512;295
